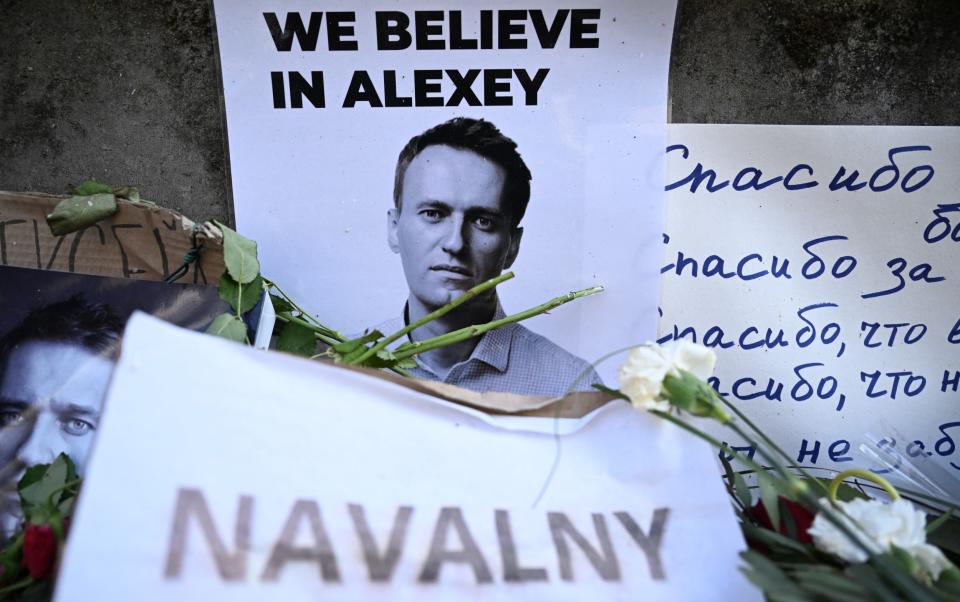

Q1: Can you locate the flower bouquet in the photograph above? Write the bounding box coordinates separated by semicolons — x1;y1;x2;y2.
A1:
612;339;960;601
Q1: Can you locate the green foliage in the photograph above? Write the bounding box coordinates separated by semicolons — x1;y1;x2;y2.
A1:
215;221;260;284
18;454;77;520
732;470;753;510
46;193;118;236
269;294;295;315
205;313;248;343
661;369;730;422
218;273;263;315
741;521;813;558
0;455;80;599
71;180;113;195
740;550;810;601
277;321;316;357
757;472;782;531
331;331;383;358
111;185;142;203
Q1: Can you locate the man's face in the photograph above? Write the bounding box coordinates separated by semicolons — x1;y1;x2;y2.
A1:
388;144;522;312
0;340;113;477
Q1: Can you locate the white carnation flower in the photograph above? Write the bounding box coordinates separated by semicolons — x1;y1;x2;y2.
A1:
618;345;673;411
809;498;950;579
667;339;716;380
617;340;717;411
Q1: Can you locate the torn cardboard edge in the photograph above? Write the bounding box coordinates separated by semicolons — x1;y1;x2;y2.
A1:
300;361;616;419
0;191;225;284
1;190;616;418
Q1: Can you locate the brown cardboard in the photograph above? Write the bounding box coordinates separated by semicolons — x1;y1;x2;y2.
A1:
336;362;616;418
0;191;225;284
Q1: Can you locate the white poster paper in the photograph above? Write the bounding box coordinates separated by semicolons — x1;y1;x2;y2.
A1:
662;124;960;482
212;2;676;389
55;314;758;601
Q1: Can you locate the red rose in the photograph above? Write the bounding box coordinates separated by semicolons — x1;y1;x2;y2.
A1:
748;496;815;544
22;523;57;580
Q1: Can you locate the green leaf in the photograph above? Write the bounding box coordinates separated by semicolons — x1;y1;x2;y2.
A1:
739;550;810;601
845;563;911;602
218;273;263;315
0;533;24;582
46;193;118;236
18;454;73;512
757;472;781;533
741;521;812;557
888;545;919;575
16;465;49;497
395;357;417;370
732;469;754;510
72;179;113;195
270;294;295;315
57;495;76;517
216;221;260;284
349;349;394;368
205;313;248;343
332;331;383;356
792;569;871;602
591;384;631;401
112;185;141;203
277;321;316;357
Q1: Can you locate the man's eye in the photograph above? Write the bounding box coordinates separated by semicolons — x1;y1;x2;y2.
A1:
420;209;443;221
61;418;94;437
0;411;23;428
472;216;495;230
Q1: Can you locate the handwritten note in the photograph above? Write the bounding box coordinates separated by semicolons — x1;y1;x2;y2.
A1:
0;191;224;284
661;125;960;480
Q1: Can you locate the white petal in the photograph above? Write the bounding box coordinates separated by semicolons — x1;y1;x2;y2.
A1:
666;339;716;380
912;543;952;581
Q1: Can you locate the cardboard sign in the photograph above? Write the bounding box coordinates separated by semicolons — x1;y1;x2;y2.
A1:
661;125;960;482
212;1;677;389
55;314;758;601
0;191;225;284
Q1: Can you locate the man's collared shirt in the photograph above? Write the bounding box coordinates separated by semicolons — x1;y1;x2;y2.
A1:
375;307;604;397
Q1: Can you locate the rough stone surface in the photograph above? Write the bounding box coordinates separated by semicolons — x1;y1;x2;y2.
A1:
670;0;960;124
0;0;232;224
1;1;958;226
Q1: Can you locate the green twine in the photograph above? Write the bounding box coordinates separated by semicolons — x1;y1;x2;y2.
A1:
163;225;204;283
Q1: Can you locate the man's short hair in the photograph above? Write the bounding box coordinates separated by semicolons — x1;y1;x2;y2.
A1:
393;117;533;228
0;295;123;381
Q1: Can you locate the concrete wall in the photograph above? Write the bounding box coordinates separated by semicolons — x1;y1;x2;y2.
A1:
2;1;958;224
0;1;231;223
669;0;960;125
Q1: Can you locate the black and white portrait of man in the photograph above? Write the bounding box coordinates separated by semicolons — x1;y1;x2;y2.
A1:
0;266;230;539
0;296;120;538
213;1;671;395
380;117;603;396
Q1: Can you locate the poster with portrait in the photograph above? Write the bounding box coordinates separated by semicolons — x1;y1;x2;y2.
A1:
212;1;677;394
0;265;230;541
